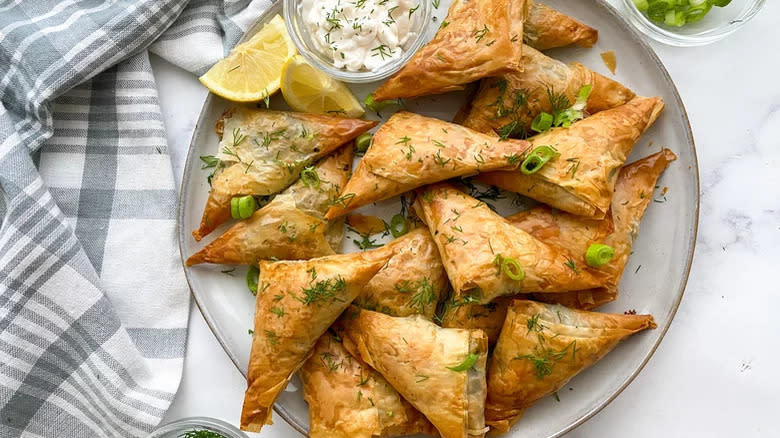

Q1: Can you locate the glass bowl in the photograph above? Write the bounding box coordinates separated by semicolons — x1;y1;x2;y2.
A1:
619;0;765;46
283;0;431;83
149;417;248;438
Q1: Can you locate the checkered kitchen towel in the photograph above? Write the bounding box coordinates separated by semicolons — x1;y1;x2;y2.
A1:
0;1;269;436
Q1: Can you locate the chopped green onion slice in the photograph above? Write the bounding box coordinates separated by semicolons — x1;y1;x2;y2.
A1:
246;265;259;295
572;84;593;111
389;214;408;238
531;145;559;161
502;257;525;281
520;145;559;175
647;0;671;21
520;154;544;174
364;94;400;113
300;166;321;189
231;195;257;220
531;112;554;132
585;244;615;267
355;132;372;152
664;9;686;27
554;108;582;127
633;0;649;11
708;0;731;6
685;3;711;22
446;353;479;372
230;197;240;219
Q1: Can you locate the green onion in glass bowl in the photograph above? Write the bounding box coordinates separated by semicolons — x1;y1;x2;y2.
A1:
621;0;764;46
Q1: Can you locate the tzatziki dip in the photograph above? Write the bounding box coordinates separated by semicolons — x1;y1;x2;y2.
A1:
300;0;422;72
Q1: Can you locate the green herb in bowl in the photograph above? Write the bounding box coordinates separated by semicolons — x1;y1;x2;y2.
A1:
632;0;730;27
178;430;228;438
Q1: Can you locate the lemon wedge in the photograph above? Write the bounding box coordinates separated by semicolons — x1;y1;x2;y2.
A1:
199;15;296;102
280;55;364;118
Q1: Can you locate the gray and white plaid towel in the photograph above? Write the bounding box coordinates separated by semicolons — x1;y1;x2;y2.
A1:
0;1;269;436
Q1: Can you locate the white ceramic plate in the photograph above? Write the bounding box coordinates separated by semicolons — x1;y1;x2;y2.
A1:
178;1;698;436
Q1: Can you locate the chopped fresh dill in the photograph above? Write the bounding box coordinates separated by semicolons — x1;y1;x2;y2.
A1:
434;150;451;167
505;153;522;165
356;369;370;386
546;86;571;118
497;120;519;140
320;352;342;372
402;143;415;160
515;340;578;380
526;314;544;334
408;277;436;313
371;44;393;60
473;24;489;43
265;330;279;346
566;157;580;178
328;192;356;208
297;276;347;305
564;257;579;274
353;233;383;250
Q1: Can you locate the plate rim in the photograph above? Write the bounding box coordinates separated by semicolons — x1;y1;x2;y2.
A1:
176;0;699;435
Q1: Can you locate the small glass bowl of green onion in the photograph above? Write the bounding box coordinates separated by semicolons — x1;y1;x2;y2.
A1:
621;0;764;46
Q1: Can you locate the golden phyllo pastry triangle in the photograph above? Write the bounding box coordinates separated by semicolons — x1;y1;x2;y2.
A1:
301;331;437;438
240;249;392;432
477;96;665;219
341;308;489;438
524;0;598;50
414;183;606;305
356;228;448;319
485;300;656;433
194;108;375;240
371;0;525;101
439;150;675;340
461;44;635;136
529;148;677;309
325;111;529;219
186;146;353;265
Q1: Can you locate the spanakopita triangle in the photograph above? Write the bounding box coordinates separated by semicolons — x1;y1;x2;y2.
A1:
325;111;529;219
300;331;437;438
486;300;656;432
240;249;392;432
187;145;353;265
341;308;489;438
414;183;606;304
478;96;664;219
461;44;635;136
194;108;375;240
371;0;525;101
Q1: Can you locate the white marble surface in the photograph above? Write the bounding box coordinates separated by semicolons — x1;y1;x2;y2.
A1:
151;1;780;435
